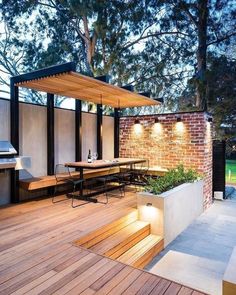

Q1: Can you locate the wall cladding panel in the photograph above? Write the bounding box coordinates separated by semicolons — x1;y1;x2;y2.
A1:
103;116;114;159
55;108;75;165
0;100;10;140
82;112;97;160
19;103;47;177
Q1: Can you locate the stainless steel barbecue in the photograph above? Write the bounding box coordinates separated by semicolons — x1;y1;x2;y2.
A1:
0;141;17;170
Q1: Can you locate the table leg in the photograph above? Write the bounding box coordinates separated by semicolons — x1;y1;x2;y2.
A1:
79;167;83;198
71;167;97;207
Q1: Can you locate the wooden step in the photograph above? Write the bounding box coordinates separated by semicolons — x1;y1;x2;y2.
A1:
117;234;164;269
73;210;138;248
90;221;150;259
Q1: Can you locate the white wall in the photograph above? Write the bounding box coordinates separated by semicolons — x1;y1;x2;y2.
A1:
19;103;47;177
103;115;114;159
0;98;114;204
0;100;10;140
55;108;75;165
82;112;97;160
0;100;10;205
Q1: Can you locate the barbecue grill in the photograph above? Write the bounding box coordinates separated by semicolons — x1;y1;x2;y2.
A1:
0;141;17;170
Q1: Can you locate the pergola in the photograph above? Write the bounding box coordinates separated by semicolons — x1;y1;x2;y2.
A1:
10;62;160;202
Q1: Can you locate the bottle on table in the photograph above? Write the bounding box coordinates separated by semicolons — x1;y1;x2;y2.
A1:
87;149;92;163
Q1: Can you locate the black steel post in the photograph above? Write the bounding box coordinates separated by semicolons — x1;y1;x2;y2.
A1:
114;108;120;158
75;99;82;161
47;93;54;176
97;104;103;159
10;78;19;203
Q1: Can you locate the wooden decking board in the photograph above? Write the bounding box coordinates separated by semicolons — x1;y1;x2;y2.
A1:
164;282;182;295
90;221;150;256
135;274;162;295
10;270;57;295
0;247;77;294
0;231;83;273
148;278;171;295
122;272;153;295
0;193;205;295
62;259;118;295
106;268;143;295
76;210;138;248
0;242;73;286
0;247;82;295
178;286;194;295
94;265;135;295
117;234;162;264
37;255;103;295
90;263;125;291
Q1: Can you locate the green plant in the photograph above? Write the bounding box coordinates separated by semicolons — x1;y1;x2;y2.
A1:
145;165;200;195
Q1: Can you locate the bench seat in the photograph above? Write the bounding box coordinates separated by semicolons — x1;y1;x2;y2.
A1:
19;167;120;191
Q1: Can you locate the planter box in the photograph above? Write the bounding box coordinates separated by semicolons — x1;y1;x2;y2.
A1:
137;180;204;247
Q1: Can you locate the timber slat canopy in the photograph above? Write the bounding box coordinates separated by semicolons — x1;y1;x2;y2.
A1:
15;65;160;108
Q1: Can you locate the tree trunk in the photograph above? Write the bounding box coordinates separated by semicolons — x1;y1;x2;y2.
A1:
196;0;208;110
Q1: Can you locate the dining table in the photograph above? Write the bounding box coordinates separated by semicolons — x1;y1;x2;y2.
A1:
65;157;146;203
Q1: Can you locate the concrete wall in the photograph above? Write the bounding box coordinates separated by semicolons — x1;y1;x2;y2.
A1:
19;103;47;177
0;99;10;140
0;98;114;204
0;100;10;205
103;115;114;159
137;180;204;247
82;112;97;160
55;108;75;165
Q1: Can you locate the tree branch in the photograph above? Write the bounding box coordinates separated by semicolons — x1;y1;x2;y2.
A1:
207;31;236;47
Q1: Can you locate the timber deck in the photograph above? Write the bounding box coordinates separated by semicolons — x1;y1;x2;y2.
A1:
0;192;206;294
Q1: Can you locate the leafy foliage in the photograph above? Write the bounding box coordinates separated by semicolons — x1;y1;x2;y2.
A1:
145;165;200;195
0;0;235;116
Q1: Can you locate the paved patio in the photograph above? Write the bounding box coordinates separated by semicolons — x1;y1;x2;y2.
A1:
147;187;236;295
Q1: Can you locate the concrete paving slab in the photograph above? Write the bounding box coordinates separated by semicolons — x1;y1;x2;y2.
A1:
149;250;225;295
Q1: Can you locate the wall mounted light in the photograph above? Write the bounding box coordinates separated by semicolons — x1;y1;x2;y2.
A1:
154;118;159;123
146;202;152;207
208;117;213;122
176;115;182;122
134;118;142;135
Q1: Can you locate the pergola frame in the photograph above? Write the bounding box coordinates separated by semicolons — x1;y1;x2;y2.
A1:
10;62;159;202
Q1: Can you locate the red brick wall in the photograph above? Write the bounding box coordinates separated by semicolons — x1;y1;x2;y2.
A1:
119;112;213;209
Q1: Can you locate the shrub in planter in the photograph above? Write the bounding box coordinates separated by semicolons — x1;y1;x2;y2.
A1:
145;164;200;195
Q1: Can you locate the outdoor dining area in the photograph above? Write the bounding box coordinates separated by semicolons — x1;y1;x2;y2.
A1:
0;62;219;295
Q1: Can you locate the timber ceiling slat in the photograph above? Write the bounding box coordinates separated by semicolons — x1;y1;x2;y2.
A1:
17;71;160;108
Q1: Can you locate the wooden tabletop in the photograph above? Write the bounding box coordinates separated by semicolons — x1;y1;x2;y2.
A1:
65;158;146;169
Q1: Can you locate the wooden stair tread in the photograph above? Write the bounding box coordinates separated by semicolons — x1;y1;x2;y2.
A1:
117;234;164;268
75;210;138;248
90;221;150;257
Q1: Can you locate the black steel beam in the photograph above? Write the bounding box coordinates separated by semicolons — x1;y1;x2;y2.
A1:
97;104;103;159
12;62;76;84
138;91;151;97
114;108;120;158
95;75;110;83
75;99;82;161
153;97;164;103
10;78;19;203
121;85;134;92
47;93;54;175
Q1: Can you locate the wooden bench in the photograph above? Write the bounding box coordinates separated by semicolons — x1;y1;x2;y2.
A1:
19;167;120;191
223;246;236;295
120;166;168;177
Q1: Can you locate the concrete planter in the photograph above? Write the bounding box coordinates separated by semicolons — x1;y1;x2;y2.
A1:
137;180;204;247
